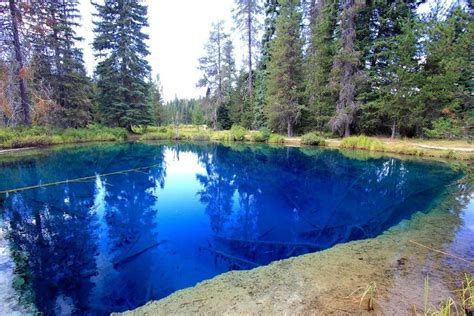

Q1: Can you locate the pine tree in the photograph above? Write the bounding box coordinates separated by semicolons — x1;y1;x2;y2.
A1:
329;0;364;137
253;0;279;128
378;17;421;138
265;0;303;137
420;6;473;139
93;0;153;131
3;0;31;125
198;21;236;129
233;0;262;98
149;74;165;126
304;0;338;131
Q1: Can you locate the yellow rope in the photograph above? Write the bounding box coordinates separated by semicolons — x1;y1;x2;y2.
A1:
0;163;163;195
409;240;474;265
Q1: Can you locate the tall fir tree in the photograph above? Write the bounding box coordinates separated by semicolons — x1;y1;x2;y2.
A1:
233;0;262;98
265;0;303;137
303;0;338;131
198;21;236;129
253;0;279;128
329;0;364;137
92;0;153;131
28;0;93;128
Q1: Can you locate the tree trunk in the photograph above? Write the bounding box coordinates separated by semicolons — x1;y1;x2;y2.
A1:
344;121;350;137
391;120;397;139
247;3;253;97
287;121;293;137
9;0;30;126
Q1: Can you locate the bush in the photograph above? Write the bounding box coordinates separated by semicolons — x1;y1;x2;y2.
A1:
251;127;271;142
268;134;285;144
301;132;326;146
423;118;463;139
229;125;247;141
340;136;385;151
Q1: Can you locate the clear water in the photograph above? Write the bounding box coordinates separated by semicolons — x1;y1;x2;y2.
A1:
0;142;462;314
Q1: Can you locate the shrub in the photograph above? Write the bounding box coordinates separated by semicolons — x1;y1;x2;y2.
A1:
301;132;326;146
340;136;385;151
229;125;247;141
268;134;285;144
251;127;271;142
423;118;463;139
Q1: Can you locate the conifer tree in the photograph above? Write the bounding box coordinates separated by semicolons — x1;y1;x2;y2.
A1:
233;0;262;97
265;0;303;137
304;0;338;131
253;0;279;128
92;0;153;131
25;0;94;127
329;0;364;137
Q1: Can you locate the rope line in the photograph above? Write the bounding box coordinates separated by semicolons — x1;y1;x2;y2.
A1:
0;163;163;195
409;240;473;265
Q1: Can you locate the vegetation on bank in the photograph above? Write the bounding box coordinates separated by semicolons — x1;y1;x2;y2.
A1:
1;124;473;162
0;126;127;149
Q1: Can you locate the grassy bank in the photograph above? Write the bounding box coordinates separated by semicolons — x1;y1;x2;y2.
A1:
0;125;128;149
1;125;473;161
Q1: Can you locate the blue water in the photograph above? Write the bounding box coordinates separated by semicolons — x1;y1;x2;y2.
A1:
0;142;462;314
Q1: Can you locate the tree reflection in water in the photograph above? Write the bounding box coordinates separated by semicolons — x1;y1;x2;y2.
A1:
0;142;462;314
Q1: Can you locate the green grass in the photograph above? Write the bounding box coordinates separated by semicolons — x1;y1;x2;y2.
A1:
268;134;285;144
339;135;385;151
0;125;127;149
301;132;327;146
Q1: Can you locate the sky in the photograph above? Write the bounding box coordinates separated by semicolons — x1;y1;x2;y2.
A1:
77;0;244;102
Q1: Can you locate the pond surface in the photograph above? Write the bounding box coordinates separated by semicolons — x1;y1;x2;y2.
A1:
0;142;463;314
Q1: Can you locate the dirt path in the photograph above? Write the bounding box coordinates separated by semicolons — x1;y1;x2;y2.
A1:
415;144;474;152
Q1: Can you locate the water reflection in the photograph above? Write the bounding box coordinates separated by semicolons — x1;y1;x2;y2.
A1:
0;142;463;314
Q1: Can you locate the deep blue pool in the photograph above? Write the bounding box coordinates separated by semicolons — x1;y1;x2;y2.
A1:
0;142;462;314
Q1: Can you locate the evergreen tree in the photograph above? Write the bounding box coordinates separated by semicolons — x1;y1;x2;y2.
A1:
265;0;303;137
253;0;279;128
27;0;93;128
329;0;364;137
233;0;262;97
377;17;421;138
92;0;153;131
1;0;31;125
420;6;473;139
198;21;236;129
149;74;165;126
304;0;338;131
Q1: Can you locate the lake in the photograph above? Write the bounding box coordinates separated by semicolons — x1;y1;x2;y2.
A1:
0;142;464;314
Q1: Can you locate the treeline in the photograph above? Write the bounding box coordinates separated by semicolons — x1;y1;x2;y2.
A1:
1;0;472;139
198;0;473;138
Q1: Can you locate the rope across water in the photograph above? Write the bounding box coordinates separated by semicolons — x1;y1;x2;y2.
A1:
0;163;163;195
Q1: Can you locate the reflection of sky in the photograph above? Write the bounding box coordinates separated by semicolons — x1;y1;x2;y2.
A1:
449;193;474;262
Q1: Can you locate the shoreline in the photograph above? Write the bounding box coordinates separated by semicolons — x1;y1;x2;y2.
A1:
116;186;473;315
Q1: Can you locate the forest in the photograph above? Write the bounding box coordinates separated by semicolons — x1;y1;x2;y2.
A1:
0;0;472;139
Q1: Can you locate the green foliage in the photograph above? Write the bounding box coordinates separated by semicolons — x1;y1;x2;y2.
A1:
268;133;285;143
0;126;127;149
93;0;153;130
228;125;247;141
340;136;385;151
424;117;464;139
265;0;304;137
251;127;271;142
301;132;326;146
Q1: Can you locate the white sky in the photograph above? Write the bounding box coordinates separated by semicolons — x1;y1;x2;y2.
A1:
76;1;443;102
77;0;244;102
